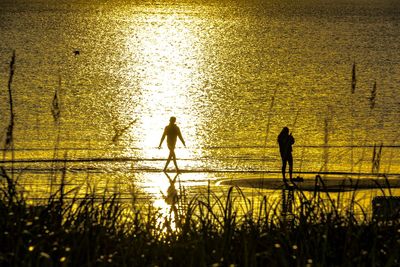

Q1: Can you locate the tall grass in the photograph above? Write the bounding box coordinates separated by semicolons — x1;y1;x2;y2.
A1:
1;171;400;267
3;51;16;181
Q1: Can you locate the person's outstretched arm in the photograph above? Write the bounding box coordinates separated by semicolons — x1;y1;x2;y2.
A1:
158;128;167;148
178;128;186;147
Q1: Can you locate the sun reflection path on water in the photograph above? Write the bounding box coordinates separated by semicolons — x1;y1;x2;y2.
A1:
124;11;204;164
119;7;214;221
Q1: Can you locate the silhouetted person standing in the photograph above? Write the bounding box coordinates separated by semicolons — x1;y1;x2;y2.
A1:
278;127;295;185
158;117;186;172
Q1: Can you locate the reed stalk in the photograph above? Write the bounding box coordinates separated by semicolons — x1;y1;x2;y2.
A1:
3;51;16;179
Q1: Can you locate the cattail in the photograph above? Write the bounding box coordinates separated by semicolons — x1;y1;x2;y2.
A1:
50;76;62;194
323;116;329;175
5;51;16;150
369;81;377;109
351;62;356;94
51;76;61;123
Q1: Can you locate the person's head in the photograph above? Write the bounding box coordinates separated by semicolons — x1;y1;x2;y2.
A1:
169;116;176;124
281;127;289;135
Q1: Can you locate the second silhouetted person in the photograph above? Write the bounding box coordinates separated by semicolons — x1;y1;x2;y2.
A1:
278;127;295;186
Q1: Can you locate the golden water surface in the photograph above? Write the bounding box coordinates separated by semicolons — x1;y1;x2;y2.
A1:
0;0;400;216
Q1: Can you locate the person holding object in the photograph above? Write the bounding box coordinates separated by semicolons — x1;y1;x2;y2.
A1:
158;116;186;173
278;127;295;186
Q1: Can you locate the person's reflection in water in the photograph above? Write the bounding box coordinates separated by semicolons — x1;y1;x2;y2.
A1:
162;172;180;230
278;127;295;186
158;116;186;173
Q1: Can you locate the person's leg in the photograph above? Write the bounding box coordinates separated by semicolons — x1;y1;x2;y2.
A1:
281;157;287;181
171;150;180;172
164;150;172;171
288;153;293;180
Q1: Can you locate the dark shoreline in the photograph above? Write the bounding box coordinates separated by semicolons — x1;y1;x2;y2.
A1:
218;177;400;192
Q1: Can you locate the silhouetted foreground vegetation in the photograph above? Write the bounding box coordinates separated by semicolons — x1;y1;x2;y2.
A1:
1;169;400;267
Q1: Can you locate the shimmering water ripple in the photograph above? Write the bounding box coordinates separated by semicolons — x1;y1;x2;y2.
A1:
0;1;399;204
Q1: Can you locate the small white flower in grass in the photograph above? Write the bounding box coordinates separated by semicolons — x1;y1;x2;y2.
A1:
40;252;50;259
26;221;33;226
65;247;71;252
292;245;298;250
274;243;281;248
260;233;268;238
307;259;313;263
